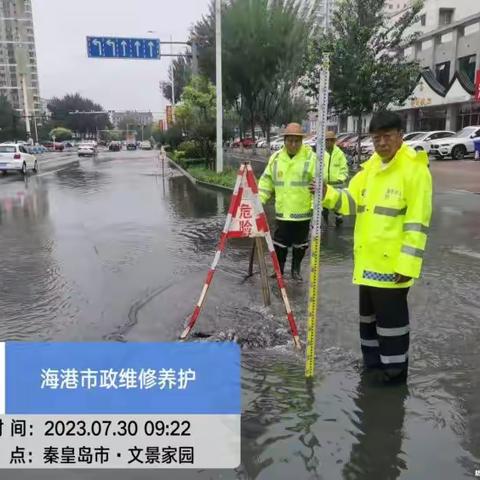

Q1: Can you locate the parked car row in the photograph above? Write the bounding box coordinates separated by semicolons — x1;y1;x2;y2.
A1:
341;126;480;160
430;126;480;160
227;125;480;161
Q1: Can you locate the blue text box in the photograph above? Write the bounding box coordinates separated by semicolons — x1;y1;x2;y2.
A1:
5;342;240;414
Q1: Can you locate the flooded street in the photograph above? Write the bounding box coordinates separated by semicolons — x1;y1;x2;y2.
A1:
1;151;480;479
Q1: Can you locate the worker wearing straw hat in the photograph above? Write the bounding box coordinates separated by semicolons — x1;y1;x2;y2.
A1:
322;130;349;226
258;122;316;280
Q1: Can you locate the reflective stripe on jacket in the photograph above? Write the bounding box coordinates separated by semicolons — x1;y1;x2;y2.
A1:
323;145;348;185
323;144;432;288
259;144;315;221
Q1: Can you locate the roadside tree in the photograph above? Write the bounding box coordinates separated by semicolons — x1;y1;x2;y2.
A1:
174;75;216;169
48;93;111;136
302;0;423;159
49;127;73;142
162;53;192;104
192;0;319;141
0;96;25;141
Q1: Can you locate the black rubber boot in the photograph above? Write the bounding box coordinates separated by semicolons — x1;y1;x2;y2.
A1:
291;247;307;281
271;245;287;278
322;208;329;226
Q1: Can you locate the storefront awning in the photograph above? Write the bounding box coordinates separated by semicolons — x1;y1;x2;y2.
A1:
392;69;475;111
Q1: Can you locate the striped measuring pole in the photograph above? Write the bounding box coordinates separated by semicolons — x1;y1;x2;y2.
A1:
245;164;301;350
179;164;246;340
305;52;331;377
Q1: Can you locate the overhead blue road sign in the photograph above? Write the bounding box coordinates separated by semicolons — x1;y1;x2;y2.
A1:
87;36;160;60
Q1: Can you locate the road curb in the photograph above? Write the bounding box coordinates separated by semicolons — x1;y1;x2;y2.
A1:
167;157;234;192
167;157;197;184
195;179;234;192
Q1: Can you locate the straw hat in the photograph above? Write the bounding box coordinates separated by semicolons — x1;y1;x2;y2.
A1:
325;130;337;140
283;123;305;137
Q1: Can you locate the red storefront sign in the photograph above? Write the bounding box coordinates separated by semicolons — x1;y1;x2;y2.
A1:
475;70;480;103
166;105;173;127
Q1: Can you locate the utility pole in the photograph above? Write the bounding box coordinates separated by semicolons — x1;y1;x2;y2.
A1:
215;0;223;173
15;46;31;140
191;40;198;76
170;35;175;123
21;74;31;140
32;113;38;144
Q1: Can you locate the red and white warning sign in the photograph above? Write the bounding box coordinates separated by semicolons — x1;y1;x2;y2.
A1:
180;162;300;349
226;169;266;238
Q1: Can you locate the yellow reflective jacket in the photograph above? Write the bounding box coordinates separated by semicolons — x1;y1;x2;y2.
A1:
259;144;316;221
324;145;348;185
323;144;432;288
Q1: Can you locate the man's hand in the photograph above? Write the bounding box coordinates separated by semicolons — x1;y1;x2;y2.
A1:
394;273;411;284
309;180;327;198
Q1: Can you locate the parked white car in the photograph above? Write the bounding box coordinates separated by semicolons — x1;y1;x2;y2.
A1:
360;136;374;156
270;136;285;150
0;143;38;175
140;140;152;150
430;126;480;160
406;130;456;152
403;131;426;141
305;135;317;151
77;143;96;157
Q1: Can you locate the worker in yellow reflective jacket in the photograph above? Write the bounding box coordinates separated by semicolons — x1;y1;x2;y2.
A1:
259;123;316;280
322;130;349;226
319;111;432;384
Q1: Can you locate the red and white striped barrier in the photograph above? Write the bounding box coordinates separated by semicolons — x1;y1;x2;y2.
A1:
180;162;301;350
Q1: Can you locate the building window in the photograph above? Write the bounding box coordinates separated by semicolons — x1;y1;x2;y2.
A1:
421;39;433;50
435;61;450;88
464;23;480;36
420;14;426;26
457;105;480;129
439;8;454;26
440;32;453;43
458;55;476;83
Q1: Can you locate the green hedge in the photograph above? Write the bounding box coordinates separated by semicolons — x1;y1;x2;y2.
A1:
175;157;206;169
187;166;236;189
177;140;203;159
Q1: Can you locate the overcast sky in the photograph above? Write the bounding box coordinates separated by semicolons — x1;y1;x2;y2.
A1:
31;0;211;119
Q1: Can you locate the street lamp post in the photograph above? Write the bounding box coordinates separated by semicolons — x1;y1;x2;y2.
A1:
32;113;38;144
170;35;175;113
215;0;223;173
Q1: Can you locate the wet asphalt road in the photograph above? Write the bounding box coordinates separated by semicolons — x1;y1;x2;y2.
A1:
1;149;480;479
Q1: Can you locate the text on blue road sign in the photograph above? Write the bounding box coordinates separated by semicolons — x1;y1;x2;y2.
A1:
87;36;160;60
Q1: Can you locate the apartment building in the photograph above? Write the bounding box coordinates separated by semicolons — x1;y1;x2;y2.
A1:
0;0;41;121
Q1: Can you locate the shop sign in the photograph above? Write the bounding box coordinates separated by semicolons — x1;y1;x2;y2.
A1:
410;97;432;108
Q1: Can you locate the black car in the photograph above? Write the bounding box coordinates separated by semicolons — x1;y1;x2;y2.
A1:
126;143;137;151
109;142;122;152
